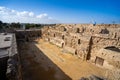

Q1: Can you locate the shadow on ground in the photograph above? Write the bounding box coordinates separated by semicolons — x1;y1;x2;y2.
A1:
17;41;72;80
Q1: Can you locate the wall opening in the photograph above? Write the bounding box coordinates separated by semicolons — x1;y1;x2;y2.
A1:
86;37;93;60
26;37;29;42
78;39;80;44
75;50;77;55
54;34;55;37
48;38;50;41
100;28;109;34
95;56;104;66
62;43;64;48
104;46;120;52
76;28;79;33
0;57;9;80
62;35;64;40
64;28;67;31
4;37;11;41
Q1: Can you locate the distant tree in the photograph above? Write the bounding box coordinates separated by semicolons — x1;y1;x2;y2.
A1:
0;20;3;29
25;23;35;29
25;23;43;29
10;22;21;28
0;20;2;24
25;24;30;29
35;24;42;28
2;23;9;29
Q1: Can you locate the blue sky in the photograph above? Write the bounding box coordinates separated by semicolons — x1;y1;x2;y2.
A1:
0;0;120;24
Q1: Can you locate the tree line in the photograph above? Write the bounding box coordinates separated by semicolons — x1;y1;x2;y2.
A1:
0;20;43;29
0;20;56;30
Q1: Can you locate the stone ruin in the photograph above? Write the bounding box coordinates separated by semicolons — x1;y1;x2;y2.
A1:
0;24;120;80
0;29;42;80
41;24;120;80
15;29;41;42
0;33;22;80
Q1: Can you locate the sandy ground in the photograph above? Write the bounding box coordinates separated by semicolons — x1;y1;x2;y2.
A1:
18;41;71;80
35;39;106;80
18;39;106;80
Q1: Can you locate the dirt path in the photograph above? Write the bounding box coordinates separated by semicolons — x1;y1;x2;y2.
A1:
18;42;71;80
35;39;106;80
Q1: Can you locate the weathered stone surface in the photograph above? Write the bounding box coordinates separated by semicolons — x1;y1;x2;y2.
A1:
0;33;22;80
42;24;120;79
79;75;105;80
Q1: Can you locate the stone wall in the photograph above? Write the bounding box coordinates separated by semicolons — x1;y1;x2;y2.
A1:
41;24;120;71
6;34;22;80
0;33;22;80
15;29;41;42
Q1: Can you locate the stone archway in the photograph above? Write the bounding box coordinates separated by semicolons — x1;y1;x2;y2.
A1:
62;43;64;48
75;50;77;55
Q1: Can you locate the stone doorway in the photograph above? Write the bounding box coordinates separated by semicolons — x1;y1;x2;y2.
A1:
26;37;29;42
62;35;64;40
48;38;50;41
75;50;77;55
95;57;104;66
62;43;64;48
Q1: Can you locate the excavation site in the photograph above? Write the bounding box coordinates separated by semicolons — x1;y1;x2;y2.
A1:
0;23;120;80
0;0;120;80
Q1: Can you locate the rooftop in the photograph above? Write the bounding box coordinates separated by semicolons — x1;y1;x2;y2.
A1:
0;49;8;58
16;29;41;32
0;33;13;49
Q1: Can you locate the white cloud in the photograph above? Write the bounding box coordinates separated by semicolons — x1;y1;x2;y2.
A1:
36;13;48;19
0;6;6;11
0;6;58;23
29;12;34;17
16;11;34;17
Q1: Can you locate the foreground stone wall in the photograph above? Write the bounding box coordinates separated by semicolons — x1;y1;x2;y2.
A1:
0;33;22;80
6;34;22;80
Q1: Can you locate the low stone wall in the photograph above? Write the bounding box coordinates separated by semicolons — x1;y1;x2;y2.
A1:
15;29;41;42
64;46;76;54
49;38;64;48
6;34;22;80
105;69;120;80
